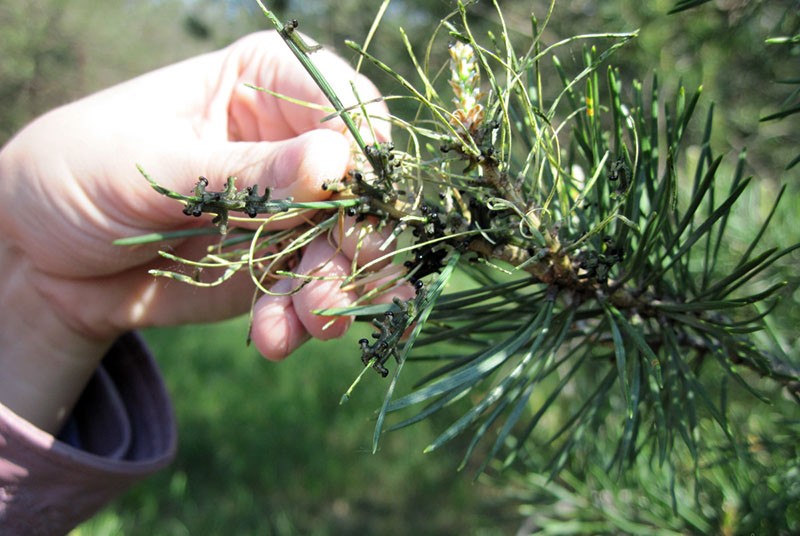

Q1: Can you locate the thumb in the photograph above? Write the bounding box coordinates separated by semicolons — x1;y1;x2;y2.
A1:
129;129;351;230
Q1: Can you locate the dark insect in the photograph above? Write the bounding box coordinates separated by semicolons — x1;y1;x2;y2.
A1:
281;18;322;54
364;142;398;186
358;298;411;376
180;176;274;233
608;158;629;191
404;203;449;283
575;236;625;285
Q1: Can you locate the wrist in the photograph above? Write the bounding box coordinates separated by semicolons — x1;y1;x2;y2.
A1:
0;248;111;434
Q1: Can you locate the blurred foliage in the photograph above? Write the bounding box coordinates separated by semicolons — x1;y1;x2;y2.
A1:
0;0;217;143
74;319;512;535
500;405;800;535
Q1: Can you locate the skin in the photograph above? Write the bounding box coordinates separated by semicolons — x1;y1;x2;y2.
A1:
0;31;396;434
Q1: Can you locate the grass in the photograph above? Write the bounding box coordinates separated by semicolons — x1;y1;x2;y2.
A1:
72;316;512;535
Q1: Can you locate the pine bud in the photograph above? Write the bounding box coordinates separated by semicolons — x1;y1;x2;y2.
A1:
448;41;486;136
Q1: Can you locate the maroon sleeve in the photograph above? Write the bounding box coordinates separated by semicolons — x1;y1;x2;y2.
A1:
0;333;176;534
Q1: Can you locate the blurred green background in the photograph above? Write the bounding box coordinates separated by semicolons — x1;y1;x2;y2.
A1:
1;0;797;534
83;320;514;535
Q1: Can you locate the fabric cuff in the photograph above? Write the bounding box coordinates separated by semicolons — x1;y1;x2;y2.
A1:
0;332;176;534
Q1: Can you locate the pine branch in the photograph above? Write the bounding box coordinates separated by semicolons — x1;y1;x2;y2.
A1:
127;2;800;508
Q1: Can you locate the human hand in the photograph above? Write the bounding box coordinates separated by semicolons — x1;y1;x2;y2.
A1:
0;31;396;432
